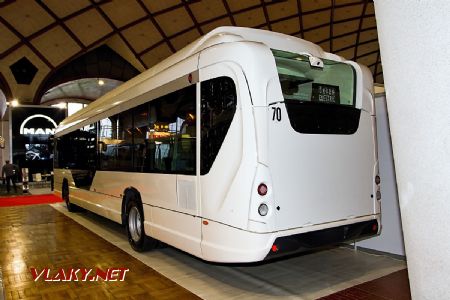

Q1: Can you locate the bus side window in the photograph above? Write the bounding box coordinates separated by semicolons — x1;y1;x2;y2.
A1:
201;77;237;175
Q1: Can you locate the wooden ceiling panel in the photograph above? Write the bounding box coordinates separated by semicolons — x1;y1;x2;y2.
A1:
0;0;386;102
234;7;266;28
267;0;298;21
0;0;54;37
0;45;50;102
333;20;359;35
332;33;357;51
335;0;363;5
356;40;378;57
66;8;113;47
271;18;300;36
357;51;378;68
122;20;163;53
362;16;377;29
141;43;172;68
333;3;364;22
141;0;180;13
318;41;330;52
190;0;227;23
359;28;377;43
155;7;195;37
335;47;354;60
170;29;201;51
0;22;19;54
105;34;146;72
42;0;90;18
302;0;331;12
304;26;330;44
31;26;81;67
201;17;233;34
366;2;375;15
302;10;331;30
101;0;147;28
227;0;260;13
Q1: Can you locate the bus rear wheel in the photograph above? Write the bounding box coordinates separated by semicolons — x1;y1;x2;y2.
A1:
125;194;159;252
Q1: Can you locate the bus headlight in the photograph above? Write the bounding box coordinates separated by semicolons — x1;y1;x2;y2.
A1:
258;203;269;216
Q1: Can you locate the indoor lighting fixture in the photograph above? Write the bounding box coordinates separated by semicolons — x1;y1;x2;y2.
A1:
56;102;67;109
10;99;19;107
98;79;105;86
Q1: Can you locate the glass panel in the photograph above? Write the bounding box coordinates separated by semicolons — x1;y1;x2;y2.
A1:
272;49;355;106
146;85;196;174
201;77;237;175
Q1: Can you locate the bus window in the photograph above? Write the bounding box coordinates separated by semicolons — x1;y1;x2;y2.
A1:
272;49;360;135
200;76;237;175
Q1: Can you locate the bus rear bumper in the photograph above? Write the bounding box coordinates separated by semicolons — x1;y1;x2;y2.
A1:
200;216;380;263
264;219;380;260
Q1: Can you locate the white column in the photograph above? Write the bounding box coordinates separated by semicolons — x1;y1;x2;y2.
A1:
374;1;450;299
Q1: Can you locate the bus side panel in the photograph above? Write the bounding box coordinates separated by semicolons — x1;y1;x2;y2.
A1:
198;54;257;230
147;207;202;258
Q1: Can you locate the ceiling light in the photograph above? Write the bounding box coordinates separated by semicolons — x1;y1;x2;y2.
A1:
10;99;19;107
98;79;105;86
52;103;67;109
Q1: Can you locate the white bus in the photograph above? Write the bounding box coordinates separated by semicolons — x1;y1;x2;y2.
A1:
54;27;381;263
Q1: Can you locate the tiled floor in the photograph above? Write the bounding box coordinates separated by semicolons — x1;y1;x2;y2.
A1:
320;269;411;299
52;202;408;299
0;204;199;299
0;200;410;299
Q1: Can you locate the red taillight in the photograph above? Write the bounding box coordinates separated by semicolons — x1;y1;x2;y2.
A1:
257;183;268;196
271;244;278;252
372;223;378;232
375;175;381;185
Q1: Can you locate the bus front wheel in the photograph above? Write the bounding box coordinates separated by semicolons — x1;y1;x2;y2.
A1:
125;193;159;252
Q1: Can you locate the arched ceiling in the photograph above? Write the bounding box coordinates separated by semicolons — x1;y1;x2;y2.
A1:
0;0;381;104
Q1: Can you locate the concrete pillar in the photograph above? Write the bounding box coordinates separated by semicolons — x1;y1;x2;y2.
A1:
374;1;450;298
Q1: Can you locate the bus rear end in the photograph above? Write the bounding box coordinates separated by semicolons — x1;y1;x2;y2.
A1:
255;50;380;257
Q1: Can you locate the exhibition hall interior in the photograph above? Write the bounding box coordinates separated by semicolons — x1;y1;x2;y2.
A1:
0;1;448;299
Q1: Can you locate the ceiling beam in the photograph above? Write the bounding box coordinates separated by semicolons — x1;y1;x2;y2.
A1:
0;15;53;69
89;0;148;69
296;0;305;38
181;0;204;36
222;0;236;26
353;0;369;61
260;0;272;31
136;0;176;53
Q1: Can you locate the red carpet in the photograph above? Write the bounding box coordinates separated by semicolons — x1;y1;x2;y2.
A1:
0;194;63;207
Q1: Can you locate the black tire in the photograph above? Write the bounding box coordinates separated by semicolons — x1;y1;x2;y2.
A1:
125;191;159;252
62;180;83;212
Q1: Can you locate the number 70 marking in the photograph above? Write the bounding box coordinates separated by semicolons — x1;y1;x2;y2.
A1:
272;107;281;121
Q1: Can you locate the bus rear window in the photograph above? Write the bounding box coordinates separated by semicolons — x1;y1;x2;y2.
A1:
272;49;360;135
272;49;355;106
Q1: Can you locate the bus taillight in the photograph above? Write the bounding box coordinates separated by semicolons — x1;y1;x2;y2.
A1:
257;183;268;196
375;175;381;185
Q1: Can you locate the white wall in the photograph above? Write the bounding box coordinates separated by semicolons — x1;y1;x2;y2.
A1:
356;94;405;256
374;1;450;298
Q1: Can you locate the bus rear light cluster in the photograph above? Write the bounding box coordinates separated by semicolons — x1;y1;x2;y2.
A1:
258;203;269;216
257;183;268;196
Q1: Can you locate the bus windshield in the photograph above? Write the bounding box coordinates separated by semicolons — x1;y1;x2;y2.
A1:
272;49;355;106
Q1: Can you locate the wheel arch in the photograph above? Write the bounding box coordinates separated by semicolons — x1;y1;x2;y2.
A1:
121;187;144;226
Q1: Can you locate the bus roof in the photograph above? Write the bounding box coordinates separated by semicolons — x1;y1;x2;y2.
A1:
56;26;344;134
